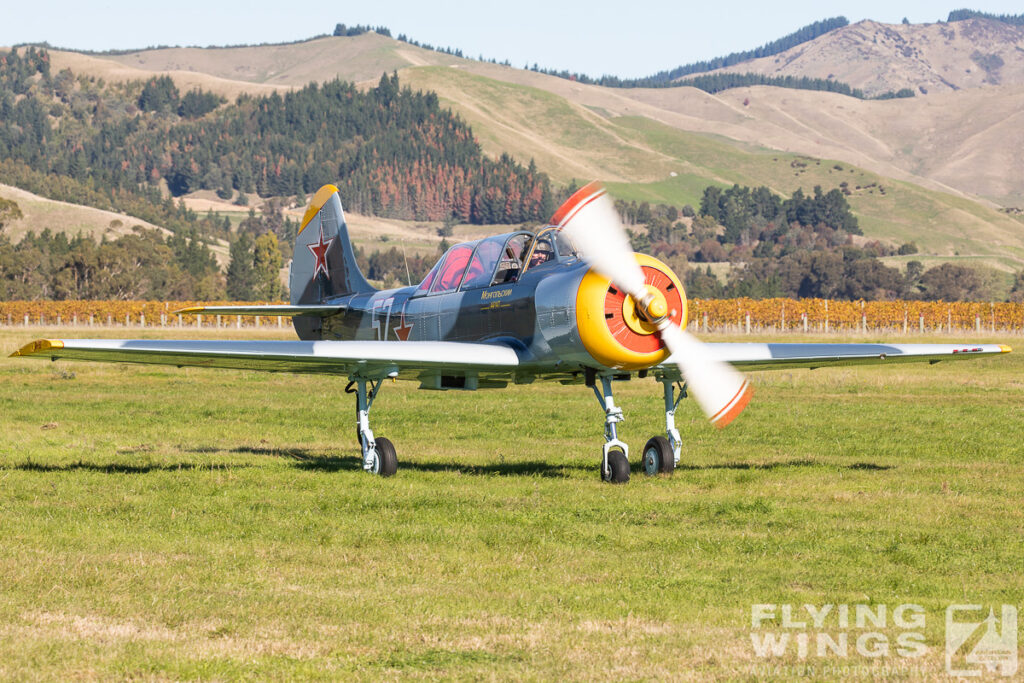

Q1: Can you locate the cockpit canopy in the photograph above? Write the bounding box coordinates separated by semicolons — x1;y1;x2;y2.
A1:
417;227;576;295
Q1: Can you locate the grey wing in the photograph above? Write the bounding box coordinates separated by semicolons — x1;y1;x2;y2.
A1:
657;342;1011;375
11;338;521;387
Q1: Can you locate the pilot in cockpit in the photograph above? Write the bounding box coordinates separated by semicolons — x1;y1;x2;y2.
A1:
528;236;555;268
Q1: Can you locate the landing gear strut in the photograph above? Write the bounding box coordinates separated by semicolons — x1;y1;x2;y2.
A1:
641;377;685;476
350;377;398;476
592;375;630;483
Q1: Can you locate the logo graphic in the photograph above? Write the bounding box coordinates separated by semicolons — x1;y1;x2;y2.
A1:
393;313;414;341
946;605;1017;677
307;222;334;281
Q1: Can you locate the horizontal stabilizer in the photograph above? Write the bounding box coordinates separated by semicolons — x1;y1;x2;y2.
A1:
174;304;346;317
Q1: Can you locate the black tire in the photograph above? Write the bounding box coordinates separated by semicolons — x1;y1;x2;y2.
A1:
603;448;630;484
373;437;398;477
642;436;674;476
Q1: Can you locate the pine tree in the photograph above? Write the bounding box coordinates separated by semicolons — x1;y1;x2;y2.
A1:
253;232;283;300
226;232;256;300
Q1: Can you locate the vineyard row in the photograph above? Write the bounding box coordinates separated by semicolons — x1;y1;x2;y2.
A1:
1;299;1023;333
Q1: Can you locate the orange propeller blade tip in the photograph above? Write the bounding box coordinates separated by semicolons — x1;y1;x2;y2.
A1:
550;181;606;226
710;381;753;429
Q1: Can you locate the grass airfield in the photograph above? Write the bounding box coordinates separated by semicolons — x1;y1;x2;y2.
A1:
1;326;1022;680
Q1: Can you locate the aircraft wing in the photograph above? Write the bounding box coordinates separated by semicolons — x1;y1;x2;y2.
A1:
659;342;1011;374
10;338;520;381
175;304;344;317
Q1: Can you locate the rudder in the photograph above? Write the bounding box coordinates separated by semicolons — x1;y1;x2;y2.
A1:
290;184;375;305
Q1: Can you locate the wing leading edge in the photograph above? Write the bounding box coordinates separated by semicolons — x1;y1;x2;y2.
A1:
11;338;1011;382
11;339;520;385
659;342;1011;374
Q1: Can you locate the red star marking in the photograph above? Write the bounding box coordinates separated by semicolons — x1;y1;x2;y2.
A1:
394;314;414;341
307;224;335;281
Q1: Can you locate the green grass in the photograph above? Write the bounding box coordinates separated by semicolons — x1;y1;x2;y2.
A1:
2;327;1022;679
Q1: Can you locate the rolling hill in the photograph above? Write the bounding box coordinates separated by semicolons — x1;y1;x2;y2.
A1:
16;20;1024;278
51;24;1024;207
707;18;1024;97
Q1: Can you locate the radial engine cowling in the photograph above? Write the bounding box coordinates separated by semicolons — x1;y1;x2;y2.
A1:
575;253;687;370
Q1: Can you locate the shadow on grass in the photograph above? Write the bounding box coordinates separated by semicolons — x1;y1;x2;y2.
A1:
5;460;251;474
190;445;588;477
7;449;889;478
282;454;584;478
674;458;892;472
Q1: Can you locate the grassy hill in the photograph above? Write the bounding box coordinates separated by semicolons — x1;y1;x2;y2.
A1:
400;67;1024;272
0;184;231;268
20;33;1024;277
63;32;1024;206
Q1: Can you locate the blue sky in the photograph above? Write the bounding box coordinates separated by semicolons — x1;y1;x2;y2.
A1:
3;1;1023;78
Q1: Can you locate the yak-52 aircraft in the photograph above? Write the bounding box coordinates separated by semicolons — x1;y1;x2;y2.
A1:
12;183;1012;482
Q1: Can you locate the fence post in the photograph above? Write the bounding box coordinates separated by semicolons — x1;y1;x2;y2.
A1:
255;316;261;328
802;312;808;333
57;315;61;326
903;310;908;335
89;315;94;326
107;315;112;326
824;300;829;333
781;305;785;331
947;306;952;334
991;302;995;333
237;315;242;329
919;313;924;333
73;314;77;326
702;312;708;333
125;313;130;327
24;315;29;326
177;314;182;327
197;314;202;329
277;316;282;329
861;313;867;334
976;314;981;333
217;315;222;328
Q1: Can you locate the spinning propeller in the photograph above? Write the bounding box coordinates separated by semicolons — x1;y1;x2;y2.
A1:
552;182;752;428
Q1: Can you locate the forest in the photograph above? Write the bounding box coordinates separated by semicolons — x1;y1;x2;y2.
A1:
0;48;553;227
947;9;1024;25
5;179;1022;302
0;46;1020;303
620;184;1024;303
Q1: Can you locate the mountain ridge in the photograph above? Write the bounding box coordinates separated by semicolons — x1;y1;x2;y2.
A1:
708;18;1024;96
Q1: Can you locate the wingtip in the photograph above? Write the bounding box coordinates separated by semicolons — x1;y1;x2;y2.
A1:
11;339;64;357
999;344;1013;354
174;306;205;314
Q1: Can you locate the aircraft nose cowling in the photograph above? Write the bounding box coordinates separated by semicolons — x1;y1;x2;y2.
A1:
575;254;688;370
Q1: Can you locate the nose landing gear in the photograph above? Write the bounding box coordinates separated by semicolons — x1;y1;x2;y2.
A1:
593;375;630;483
590;373;685;483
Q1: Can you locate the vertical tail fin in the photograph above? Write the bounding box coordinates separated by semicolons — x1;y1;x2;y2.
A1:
290;184;375;305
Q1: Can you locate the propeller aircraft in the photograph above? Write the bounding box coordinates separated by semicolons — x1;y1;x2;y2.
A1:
11;183;1013;483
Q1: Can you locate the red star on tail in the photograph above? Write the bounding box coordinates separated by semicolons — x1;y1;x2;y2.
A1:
307;224;335;281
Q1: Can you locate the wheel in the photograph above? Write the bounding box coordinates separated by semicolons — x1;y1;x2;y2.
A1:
372;437;398;477
641;436;674;476
601;448;630;484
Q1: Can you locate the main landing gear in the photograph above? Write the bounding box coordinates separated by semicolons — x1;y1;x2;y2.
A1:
591;374;685;484
348;378;398;476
